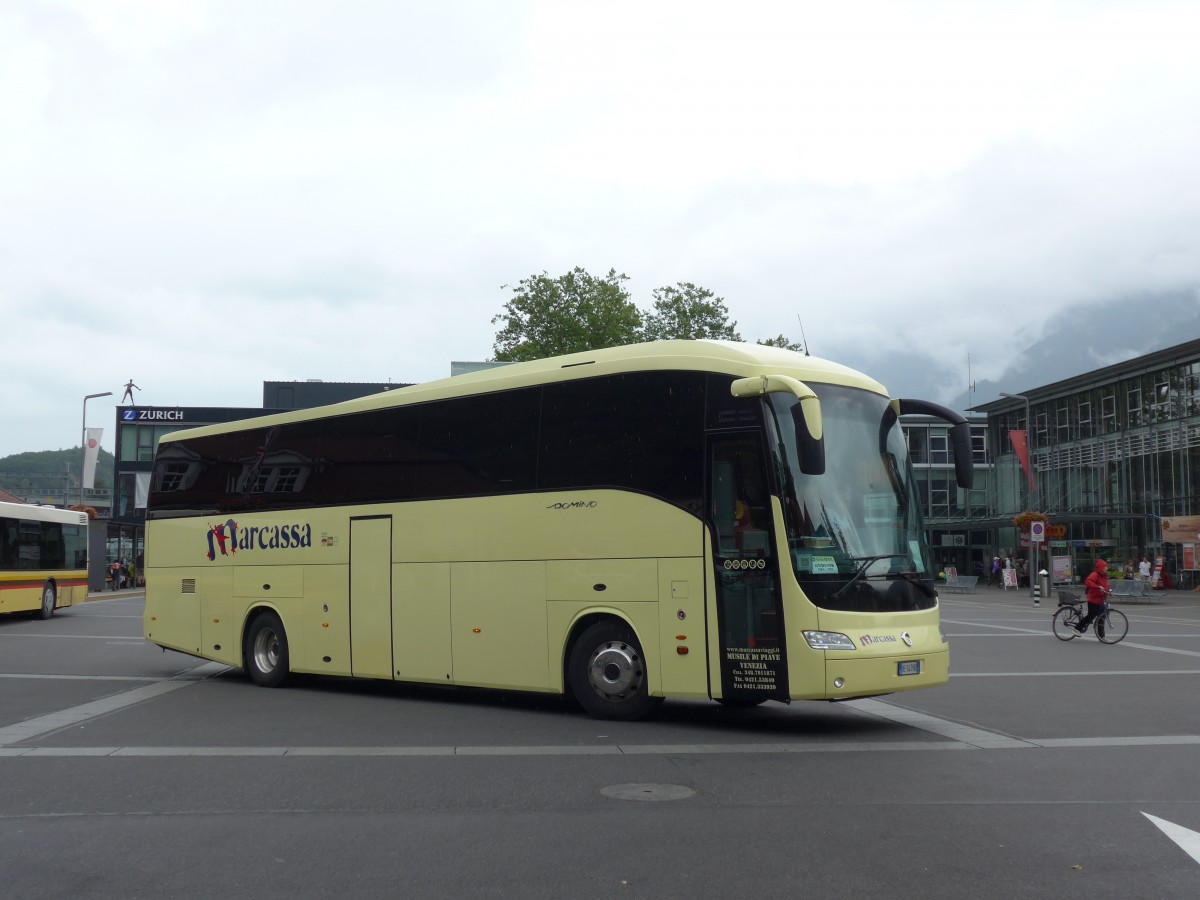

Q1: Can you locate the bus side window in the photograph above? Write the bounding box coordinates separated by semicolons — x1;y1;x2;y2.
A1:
710;439;772;558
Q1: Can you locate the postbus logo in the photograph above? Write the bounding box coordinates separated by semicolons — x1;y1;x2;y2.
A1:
205;518;313;560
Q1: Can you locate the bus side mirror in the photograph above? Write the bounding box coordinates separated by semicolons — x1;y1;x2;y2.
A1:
889;399;974;490
791;399;825;475
731;375;825;475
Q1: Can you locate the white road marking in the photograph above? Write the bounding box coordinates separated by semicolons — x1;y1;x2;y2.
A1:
1143;813;1200;865
0;662;228;746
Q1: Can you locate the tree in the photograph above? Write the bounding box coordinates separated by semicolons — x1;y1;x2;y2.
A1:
491;267;642;361
641;282;741;342
757;334;804;352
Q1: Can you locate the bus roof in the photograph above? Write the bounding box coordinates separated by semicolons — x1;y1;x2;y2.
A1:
0;501;89;526
159;339;888;445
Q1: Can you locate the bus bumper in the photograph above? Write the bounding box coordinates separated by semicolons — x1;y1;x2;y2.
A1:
822;646;949;699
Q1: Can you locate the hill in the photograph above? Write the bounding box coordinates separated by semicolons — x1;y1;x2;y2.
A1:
0;447;115;497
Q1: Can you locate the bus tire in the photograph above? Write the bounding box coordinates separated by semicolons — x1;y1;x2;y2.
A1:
244;610;290;688
568;620;661;721
37;581;56;620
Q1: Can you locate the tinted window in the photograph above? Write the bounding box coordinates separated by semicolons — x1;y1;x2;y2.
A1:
414;390;540;498
310;407;421;505
706;373;762;430
540;372;705;510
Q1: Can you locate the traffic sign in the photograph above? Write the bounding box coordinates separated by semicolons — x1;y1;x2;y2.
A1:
1030;521;1045;543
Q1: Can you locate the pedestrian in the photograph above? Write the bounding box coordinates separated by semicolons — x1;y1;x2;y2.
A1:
1123;561;1135;580
110;560;122;590
1075;559;1111;634
1018;557;1028;588
990;556;1002;587
1138;556;1151;581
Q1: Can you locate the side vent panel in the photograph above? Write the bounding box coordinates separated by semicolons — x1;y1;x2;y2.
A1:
181;578;197;594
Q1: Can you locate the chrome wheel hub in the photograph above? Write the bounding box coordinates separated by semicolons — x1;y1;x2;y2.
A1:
587;640;643;700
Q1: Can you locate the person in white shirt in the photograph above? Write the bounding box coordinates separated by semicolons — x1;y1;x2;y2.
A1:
1138;557;1152;580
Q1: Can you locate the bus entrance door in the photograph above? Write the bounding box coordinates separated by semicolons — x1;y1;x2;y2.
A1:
350;516;394;679
708;435;789;702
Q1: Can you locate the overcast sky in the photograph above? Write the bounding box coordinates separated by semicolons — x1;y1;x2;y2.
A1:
3;0;1199;459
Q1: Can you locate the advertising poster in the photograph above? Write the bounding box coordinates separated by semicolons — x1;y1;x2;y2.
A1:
1051;555;1073;584
1160;516;1200;544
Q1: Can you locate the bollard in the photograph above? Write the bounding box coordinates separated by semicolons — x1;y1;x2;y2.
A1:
1037;569;1050;608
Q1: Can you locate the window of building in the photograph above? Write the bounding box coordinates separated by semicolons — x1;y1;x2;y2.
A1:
1154;379;1172;422
906;427;928;464
1034;410;1048;444
1101;393;1117;433
929;432;948;465
1057;405;1070;443
970;426;987;465
1127;386;1142;427
1078;399;1092;438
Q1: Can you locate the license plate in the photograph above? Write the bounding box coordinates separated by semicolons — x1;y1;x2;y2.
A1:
897;660;921;676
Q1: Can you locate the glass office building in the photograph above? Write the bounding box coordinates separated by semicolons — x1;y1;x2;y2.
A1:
925;338;1200;587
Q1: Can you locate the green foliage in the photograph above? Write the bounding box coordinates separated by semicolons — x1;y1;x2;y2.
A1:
641;282;742;342
0;447;114;496
757;334;804;352
491;266;804;362
491;267;642;361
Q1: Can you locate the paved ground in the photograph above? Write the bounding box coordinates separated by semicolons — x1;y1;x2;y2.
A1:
1;587;1198;898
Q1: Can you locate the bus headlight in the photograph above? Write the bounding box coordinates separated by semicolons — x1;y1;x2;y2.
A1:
803;631;856;651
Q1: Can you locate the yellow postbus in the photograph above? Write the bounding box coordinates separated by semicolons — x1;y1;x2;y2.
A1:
144;340;973;719
0;501;90;618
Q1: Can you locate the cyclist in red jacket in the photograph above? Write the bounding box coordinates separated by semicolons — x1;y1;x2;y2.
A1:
1075;559;1111;634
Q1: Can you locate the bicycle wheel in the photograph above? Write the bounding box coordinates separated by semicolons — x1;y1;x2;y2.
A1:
1052;606;1081;641
1096;607;1129;644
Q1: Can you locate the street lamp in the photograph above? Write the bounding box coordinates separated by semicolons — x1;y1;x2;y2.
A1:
1001;392;1035;596
80;391;113;506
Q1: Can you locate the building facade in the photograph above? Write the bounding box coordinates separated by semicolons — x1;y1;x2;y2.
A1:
970;338;1200;587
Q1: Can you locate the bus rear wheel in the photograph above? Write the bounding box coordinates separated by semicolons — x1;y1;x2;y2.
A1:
244;611;290;687
37;582;56;620
568;620;661;721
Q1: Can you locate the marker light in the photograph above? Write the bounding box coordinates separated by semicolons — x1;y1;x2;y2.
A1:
803;631;856;651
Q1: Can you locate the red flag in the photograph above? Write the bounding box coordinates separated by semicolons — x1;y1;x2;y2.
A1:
1009;430;1035;492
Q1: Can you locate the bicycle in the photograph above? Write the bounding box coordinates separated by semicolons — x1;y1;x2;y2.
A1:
1052;591;1128;644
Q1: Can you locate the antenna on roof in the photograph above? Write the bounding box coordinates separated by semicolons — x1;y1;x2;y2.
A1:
967;352;977;406
797;315;810;356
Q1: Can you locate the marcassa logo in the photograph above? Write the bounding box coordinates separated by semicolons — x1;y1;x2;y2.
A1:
723;558;768;571
859;634;898;646
205;518;313;560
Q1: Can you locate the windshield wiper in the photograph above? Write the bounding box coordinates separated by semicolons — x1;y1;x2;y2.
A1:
826;553;908;604
890;570;937;598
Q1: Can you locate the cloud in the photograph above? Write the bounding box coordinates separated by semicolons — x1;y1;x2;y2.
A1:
3;0;1200;456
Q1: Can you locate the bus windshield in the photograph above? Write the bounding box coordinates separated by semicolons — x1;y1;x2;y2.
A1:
767;386;936;613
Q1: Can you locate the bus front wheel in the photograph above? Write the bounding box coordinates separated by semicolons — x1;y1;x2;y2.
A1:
37;582;56;620
568;620;661;721
244;611;291;688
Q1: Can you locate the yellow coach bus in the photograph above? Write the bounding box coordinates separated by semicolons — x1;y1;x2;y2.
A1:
0;501;89;618
144;340;973;719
